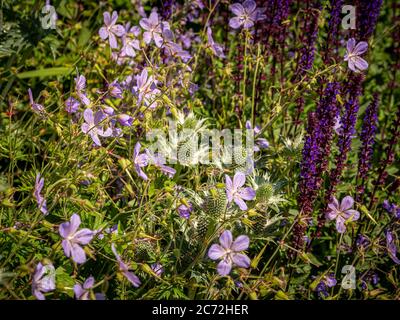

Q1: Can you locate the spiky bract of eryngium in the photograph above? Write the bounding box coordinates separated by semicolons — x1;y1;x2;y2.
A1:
251;211;283;236
152;110;210;167
134;239;155;261
201;188;227;219
249;172;287;211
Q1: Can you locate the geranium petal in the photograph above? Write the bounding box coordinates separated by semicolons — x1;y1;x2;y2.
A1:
208;244;226;260
340;196;354;211
99;27;108;40
239;187;255;200
346;38;356;53
354;41;368;55
217;259;232;276
243;0;256;13
232;253;251;268
233;172;246;189
353;56;369;71
229;17;242;29
336;216;346;233
83;108;94;124
230;3;244;16
343;209;360;221
74;228;94;245
234;197;248;211
71;243;87;264
219;230;233;249
123;271;141;287
231;235;250;251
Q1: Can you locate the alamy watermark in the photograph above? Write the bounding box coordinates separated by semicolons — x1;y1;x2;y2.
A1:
40;2;57;30
342;5;356;30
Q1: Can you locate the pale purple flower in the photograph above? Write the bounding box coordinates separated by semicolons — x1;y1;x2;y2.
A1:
229;0;266;29
206;27;225;59
134;69;161;109
208;230;251;276
133;142;149;180
383;200;400;219
59;213;95;264
32;262;55;300
177;203;192;219
386;230;400;264
74;75;90;106
121;36;141;57
108;81;123;98
163;40;192;62
315;273;337;298
139;11;169;48
65;97;79;113
326;196;360;233
225;172;255;211
74;276;95;300
28;88;44;113
117;114;133;127
102;105;115;116
111;244;141;287
34;173;48;215
99;11;125;49
145;149;176;177
81;108;112;146
151;263;164;276
344;38;369;72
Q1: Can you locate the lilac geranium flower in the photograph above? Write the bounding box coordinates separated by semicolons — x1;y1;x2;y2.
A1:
139;11;169;48
121;36;141;57
315;274;337;298
177;203;192;219
111;244;141;287
81;108;112;147
225;172;256;211
326;196;360;233
74;276;94;300
65;97;79;114
32;262;56;300
102;105;115;116
59;213;95;264
74;276;105;300
145;149;176;178
108;81;123;98
117;114;133;127
208;230;251;276
99;11;125;49
74;74;90;106
386;230;400;264
229;0;266;29
206;27;225;59
163;40;192;62
34;173;48;215
344;38;369;72
151;263;164;277
28;88;44;113
134;69;161;109
133;142;149;180
383;200;400;219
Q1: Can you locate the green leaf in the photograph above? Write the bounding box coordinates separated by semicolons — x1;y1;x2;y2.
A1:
16;67;72;79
